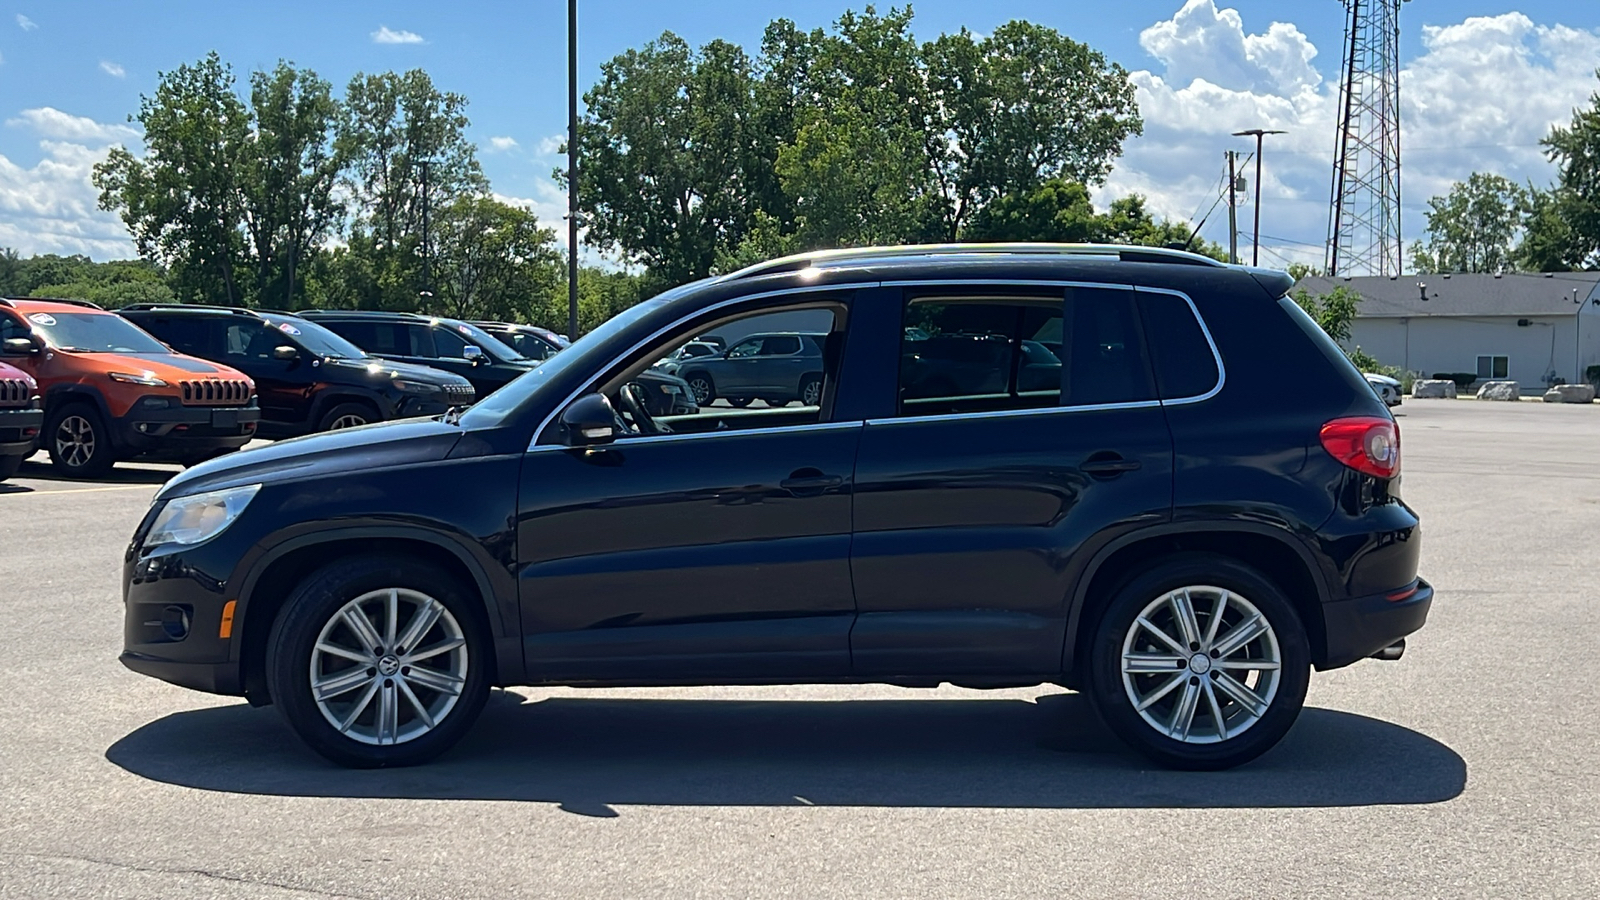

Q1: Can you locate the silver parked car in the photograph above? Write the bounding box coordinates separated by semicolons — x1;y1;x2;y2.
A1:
1365;372;1402;407
676;332;828;407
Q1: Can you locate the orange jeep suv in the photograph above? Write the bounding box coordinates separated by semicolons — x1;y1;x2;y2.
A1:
0;298;260;477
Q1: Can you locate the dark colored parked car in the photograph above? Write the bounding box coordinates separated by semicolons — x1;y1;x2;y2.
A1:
120;244;1429;771
477;320;698;416
677;331;828;407
297;311;533;398
119;305;476;438
0;359;42;482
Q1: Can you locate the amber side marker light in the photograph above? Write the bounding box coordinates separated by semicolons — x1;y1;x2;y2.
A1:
219;600;237;639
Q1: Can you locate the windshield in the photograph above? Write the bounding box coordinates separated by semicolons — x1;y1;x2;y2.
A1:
459;299;665;429
262;314;367;360
25;311;170;354
446;320;528;362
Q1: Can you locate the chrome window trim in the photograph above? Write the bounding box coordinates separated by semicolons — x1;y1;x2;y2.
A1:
529;419;863;454
527;278;1225;450
1133;286;1227;407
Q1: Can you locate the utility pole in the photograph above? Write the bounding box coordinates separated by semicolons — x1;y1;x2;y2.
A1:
419;159;433;308
1233;129;1286;266
566;0;580;342
1227;150;1239;265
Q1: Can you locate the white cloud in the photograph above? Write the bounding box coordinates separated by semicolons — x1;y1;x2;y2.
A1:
7;107;140;144
16;14;37;31
371;26;424;45
486;136;518;153
0;140;136;258
99;60;125;78
536;134;564;156
1099;3;1600;271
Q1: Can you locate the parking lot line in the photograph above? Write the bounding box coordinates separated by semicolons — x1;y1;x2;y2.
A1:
9;484;161;496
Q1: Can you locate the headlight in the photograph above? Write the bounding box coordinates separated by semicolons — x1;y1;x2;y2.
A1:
145;484;261;547
110;371;167;387
392;379;443;394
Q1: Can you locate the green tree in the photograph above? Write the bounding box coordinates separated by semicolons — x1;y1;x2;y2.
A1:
568;33;767;285
0;251;173;307
241;62;344;307
1411;172;1529;273
963;179;1226;260
1523;73;1600;270
426;197;562;322
1291;284;1361;344
94;52;251;305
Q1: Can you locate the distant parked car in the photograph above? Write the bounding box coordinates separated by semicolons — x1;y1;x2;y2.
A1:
0;359;42;482
1365;372;1402;407
902;334;1062;400
651;340;720;376
676;332;828;407
298;311;533;398
120;305;476;437
476;320;696;415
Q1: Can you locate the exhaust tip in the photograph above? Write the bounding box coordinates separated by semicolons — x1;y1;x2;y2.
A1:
1371;639;1406;661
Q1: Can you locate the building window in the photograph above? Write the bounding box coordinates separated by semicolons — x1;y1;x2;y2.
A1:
1476;355;1509;380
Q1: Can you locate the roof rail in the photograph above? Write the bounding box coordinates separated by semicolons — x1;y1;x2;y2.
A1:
119;303;265;318
720;242;1228;281
0;296;104;310
296;309;427;319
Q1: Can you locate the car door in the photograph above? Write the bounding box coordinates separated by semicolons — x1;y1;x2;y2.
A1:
752;334;805;395
223;321;313;427
515;298;861;682
714;337;765;395
425;324;510;395
849;284;1175;677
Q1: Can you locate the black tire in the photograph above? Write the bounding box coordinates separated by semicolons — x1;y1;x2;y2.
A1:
265;555;492;768
727;397;754;408
1085;554;1311;770
0;453;23;482
683;372;716;406
317;401;379;432
45;401;114;478
799;375;822;407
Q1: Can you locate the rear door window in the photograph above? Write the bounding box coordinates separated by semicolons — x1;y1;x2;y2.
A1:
1060;285;1156;407
143;317;213;356
899;297;1063;415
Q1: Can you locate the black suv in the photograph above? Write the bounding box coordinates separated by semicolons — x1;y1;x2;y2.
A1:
476;320;699;417
119;305;476;438
297;310;532;398
119;244;1429;771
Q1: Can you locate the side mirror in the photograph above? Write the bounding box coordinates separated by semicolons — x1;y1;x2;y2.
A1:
560;393;618;447
462;345;486;365
2;337;38;356
272;345;299;362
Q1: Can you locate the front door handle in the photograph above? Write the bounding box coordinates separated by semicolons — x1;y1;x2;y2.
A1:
781;468;844;495
1081;453;1141;478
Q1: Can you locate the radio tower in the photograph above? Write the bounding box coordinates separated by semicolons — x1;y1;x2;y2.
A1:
1326;0;1406;276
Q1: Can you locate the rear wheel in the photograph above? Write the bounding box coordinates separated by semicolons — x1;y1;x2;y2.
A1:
1086;554;1310;770
266;555;492;768
0;454;23;482
727;397;754;408
318;401;378;432
45;402;114;478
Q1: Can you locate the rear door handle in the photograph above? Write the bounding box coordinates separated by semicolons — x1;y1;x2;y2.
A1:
781;468;844;495
1081;454;1142;477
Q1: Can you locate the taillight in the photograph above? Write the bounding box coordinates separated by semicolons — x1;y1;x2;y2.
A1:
1320;416;1400;478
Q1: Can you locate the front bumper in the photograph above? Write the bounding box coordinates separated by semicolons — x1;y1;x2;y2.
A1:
114;400;261;454
1320;578;1433;669
0;406;43;453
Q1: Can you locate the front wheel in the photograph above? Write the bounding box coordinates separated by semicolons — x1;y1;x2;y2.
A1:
683;373;715;406
1085;554;1310;770
45;402;114;478
265;555;492;767
318;401;378;432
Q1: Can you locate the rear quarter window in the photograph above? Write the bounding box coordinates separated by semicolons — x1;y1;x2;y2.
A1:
1136;291;1220;400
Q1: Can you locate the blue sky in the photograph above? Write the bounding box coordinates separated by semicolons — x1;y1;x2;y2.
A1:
3;1;1600;268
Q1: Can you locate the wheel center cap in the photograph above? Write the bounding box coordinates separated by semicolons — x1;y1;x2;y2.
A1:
377;655;400;676
1189;654;1212;674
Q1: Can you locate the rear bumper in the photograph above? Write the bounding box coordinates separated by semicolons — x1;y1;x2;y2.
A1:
113;401;261;454
1320;578;1433;669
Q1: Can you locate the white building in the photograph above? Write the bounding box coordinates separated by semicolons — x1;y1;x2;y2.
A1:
1294;273;1600;390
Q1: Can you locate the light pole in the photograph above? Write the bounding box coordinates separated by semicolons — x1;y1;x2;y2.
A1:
566;0;579;342
1233;129;1285;266
419;159;433;308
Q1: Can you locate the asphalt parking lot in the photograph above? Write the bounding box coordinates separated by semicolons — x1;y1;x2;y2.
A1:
2;400;1597;899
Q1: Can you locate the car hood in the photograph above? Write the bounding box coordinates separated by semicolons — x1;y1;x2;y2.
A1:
156;418;464;501
0;361;36;387
69;351;251;382
321;357;473;387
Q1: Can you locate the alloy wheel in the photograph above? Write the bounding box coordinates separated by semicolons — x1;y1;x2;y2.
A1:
309;587;469;746
1120;585;1282;744
802;380;821;406
329;413;368;430
55;415;96;469
687;377;712;404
